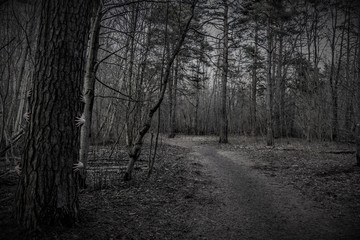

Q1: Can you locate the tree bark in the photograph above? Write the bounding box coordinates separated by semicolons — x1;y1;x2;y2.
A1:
125;3;139;147
266;15;274;146
219;0;229;143
15;0;92;230
250;19;258;137
79;0;102;188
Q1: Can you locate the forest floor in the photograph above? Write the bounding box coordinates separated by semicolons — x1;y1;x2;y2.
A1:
0;135;360;239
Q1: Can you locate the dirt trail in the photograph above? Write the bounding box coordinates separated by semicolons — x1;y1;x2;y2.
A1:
167;137;358;240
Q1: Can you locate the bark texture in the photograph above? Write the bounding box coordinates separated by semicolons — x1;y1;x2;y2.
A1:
15;0;91;230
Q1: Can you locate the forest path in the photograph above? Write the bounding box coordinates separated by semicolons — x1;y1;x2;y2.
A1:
166;136;355;240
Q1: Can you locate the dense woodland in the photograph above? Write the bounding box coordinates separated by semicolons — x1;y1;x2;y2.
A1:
0;0;360;233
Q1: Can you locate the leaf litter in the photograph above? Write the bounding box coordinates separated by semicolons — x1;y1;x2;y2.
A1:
0;143;216;240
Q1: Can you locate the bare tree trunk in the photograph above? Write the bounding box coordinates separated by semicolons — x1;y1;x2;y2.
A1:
125;3;139;147
194;58;201;135
329;4;340;141
344;7;352;133
15;0;92;230
168;2;181;138
219;0;228;143
312;6;320;141
78;0;102;188
274;29;283;139
279;67;285;138
124;1;197;180
194;87;200;135
250;19;258;137
168;57;178;138
266;15;274;146
172;61;178;134
135;21;152;136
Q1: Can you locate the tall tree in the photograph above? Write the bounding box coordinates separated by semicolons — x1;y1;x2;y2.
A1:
78;0;102;187
251;18;259;136
329;1;340;141
168;56;179;138
124;0;197;181
265;1;274;146
124;1;139;147
219;0;229;143
15;0;93;230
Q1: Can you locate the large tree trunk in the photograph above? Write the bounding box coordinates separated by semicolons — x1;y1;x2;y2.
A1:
15;0;92;230
219;0;228;143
